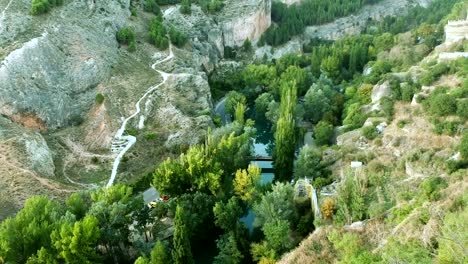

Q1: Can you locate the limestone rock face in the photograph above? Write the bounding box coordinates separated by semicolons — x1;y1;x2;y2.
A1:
0;0;130;129
371;81;391;103
445;16;468;44
219;0;271;47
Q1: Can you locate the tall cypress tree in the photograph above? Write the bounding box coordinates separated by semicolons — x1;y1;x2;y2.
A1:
273;82;297;182
172;205;194;264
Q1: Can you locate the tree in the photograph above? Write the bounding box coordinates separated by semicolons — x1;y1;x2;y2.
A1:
180;0;191;14
134;256;149;264
151;240;169;264
294;146;323;179
253;182;296;228
213;197;243;231
335;173;367;224
436;206;468;264
262;220;293;254
225;91;247;116
214;233;243;264
51;215;101;264
172;205;194;264
427;94;457;116
255;93;275;121
314;121;334;146
144;0;161;15
66;192;89;220
233;164;261;202
169;27;188;48
234;102;246;125
273;83;297;182
243;38;252;52
153;158;188;196
0;196;61;263
149;17;169;50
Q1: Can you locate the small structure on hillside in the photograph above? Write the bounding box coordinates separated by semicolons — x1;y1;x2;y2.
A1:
294;178;321;218
445;12;468;44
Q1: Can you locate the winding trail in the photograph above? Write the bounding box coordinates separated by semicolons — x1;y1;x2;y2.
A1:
106;45;174;188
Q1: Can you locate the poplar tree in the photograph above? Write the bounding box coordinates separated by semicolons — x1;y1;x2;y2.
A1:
273;82;297;182
172;205;194;264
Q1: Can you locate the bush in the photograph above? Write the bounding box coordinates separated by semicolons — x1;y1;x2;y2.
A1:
427;94;457;116
460;133;468;160
457;99;468;119
149;17;169;49
95;93;105;104
180;0;191;14
420;176;448;201
144;0;162;15
116;27;136;52
362;126;379;140
169;28;188;48
242;38;252;52
31;0;50;15
314;121;334;146
419;63;450;86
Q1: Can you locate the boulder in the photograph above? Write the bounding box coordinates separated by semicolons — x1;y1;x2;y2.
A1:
371;81;391;103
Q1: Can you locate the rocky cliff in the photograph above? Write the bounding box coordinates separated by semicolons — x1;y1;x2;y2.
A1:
219;0;271;47
0;0;130;129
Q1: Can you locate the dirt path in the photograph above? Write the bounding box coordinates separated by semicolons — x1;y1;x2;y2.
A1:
107;45;174;188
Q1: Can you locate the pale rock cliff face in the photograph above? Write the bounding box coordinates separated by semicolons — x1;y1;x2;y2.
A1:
444;15;468;44
0;0;130;129
219;0;271;47
304;0;433;40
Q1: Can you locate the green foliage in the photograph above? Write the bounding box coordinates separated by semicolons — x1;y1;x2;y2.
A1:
425;93;457;116
304;75;341;124
65;192;89;220
329;230;381;263
144;0;162;15
314;121;334;146
381;239;432;264
273;83;297;181
255;93;275;121
95;93;105;104
233;165;261;202
51;215;101;264
460;133;468;160
0;196;61;263
169;27;188;48
149;17;169;50
151;241;169;264
117;27;137;52
419;63;450;86
213;233;243;264
213;197;243;231
234;102;246;125
457;99;468;119
294;146;330;184
31;0;62;15
253;182;296;228
436;206;468;264
242;64;277;89
242;38;252;52
343;103;367;129
225;91;247;116
172;206;194;264
420;176;448;201
262;219;293;254
362;125;379;140
335;173;367;224
261;0;383;46
180;0;191;14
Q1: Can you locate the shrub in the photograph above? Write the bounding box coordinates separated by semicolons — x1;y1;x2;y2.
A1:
169;28;188;48
321;198;335;220
149;17;169;49
419;63;450;86
427;94;457;116
456;99;468;119
180;0;191;14
243;38;252;52
144;0;161;15
116;27;136;52
144;133;157;140
31;0;50;15
420;176;448;201
460;133;468;160
362;126;379;140
314;121;334;146
95;93;105;104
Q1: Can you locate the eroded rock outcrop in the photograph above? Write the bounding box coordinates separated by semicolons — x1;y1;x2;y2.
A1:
0;0;130;129
219;0;271;47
